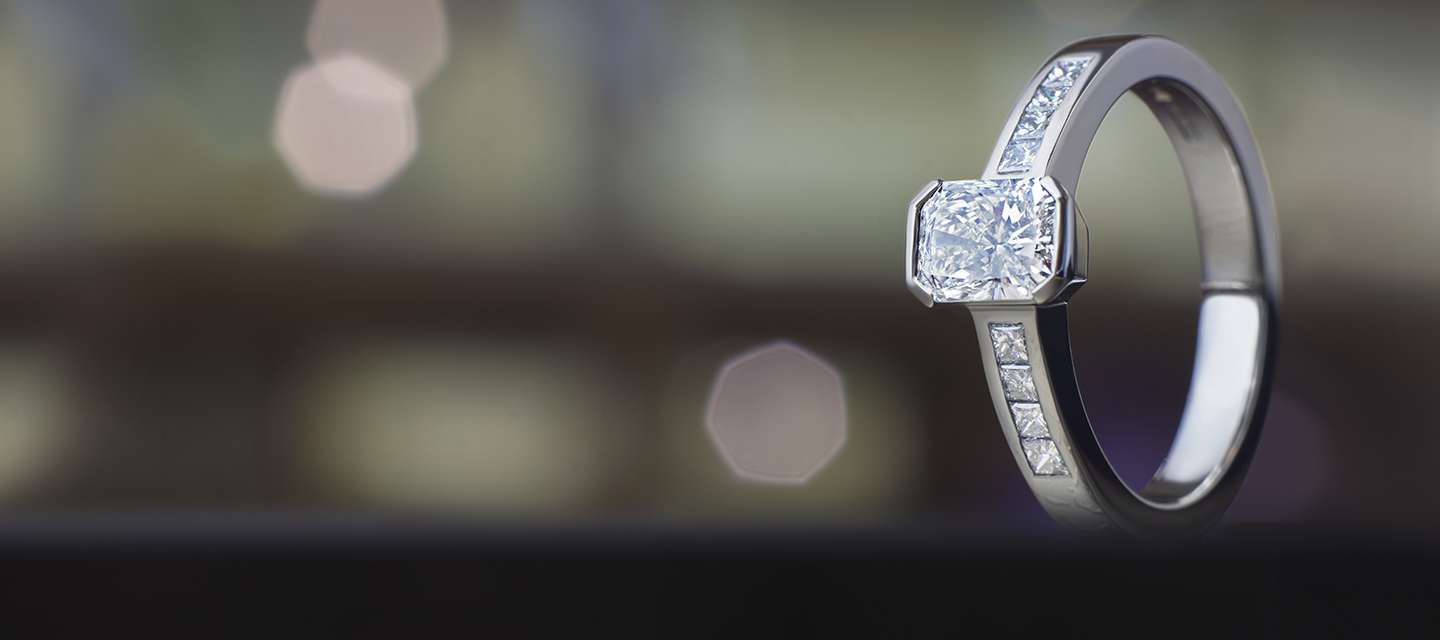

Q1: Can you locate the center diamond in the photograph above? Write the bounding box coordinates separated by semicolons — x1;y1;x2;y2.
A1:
914;178;1059;302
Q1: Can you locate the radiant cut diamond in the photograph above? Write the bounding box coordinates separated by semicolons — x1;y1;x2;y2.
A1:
1022;439;1069;476
1010;402;1048;439
913;178;1060;302
989;323;1028;364
999;365;1038;402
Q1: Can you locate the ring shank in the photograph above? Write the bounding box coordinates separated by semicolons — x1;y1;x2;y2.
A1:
975;36;1280;534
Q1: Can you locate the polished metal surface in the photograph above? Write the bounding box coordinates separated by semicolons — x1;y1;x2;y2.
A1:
907;36;1280;536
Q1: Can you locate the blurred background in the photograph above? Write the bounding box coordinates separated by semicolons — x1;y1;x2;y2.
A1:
0;0;1429;534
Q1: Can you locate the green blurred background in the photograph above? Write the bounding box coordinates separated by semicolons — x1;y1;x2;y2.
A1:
0;0;1430;532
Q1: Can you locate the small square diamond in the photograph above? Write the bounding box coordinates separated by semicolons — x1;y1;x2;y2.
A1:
989;323;1028;364
1040;64;1076;91
1054;57;1090;80
998;139;1040;173
999;365;1038;402
1010;402;1049;439
1030;81;1068;111
1012;101;1053;140
1022;439;1069;476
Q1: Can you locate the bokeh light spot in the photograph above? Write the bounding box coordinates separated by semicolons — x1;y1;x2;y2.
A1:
307;0;450;90
705;342;847;485
297;341;612;512
0;344;73;500
274;55;417;197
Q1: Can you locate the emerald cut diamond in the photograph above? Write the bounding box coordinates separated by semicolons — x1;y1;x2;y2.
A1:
914;178;1060;303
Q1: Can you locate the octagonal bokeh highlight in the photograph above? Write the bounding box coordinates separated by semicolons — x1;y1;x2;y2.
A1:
706;342;848;485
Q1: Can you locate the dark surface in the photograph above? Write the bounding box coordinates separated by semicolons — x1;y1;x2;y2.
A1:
1;516;1434;637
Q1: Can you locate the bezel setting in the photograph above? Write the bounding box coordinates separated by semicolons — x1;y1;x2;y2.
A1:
905;176;1087;307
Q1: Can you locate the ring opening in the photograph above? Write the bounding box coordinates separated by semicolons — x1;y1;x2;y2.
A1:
1082;77;1270;510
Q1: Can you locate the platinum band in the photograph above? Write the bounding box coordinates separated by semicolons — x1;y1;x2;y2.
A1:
920;36;1280;535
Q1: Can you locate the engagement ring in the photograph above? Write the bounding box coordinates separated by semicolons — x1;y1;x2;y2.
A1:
905;36;1280;535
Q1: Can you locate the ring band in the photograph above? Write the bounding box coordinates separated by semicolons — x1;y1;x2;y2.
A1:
904;36;1280;535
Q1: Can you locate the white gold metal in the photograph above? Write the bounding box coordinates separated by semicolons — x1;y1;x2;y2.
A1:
904;36;1281;536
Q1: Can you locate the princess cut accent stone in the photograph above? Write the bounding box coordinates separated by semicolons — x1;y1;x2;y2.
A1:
1010;402;1049;439
1043;57;1090;92
1012;102;1052;140
998;138;1041;173
1055;57;1090;79
996;56;1092;174
1029;82;1068;112
999;365;1038;402
1040;65;1075;91
1022;439;1069;476
913;178;1060;302
989;323;1028;364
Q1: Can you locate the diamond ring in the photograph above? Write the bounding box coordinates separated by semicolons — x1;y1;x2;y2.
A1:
905;36;1281;535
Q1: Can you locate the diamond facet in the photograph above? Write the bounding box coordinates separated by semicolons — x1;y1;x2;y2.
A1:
999;365;1038;402
1010;402;1049;439
913;179;1061;303
1022;439;1069;476
989;323;1028;364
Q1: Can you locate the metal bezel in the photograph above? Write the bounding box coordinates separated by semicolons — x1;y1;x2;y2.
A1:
903;180;942;307
905;176;1088;308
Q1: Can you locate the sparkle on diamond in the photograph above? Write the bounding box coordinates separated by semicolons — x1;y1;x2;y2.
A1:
1012;103;1051;140
999;365;1039;402
1010;402;1049;439
914;178;1059;303
989;323;1029;364
998;55;1091;174
998;139;1041;173
1022;439;1069;476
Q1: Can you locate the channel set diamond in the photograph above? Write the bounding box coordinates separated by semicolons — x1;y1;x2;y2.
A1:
985;323;1068;477
1012;104;1050;140
997;55;1093;174
913;178;1060;303
989;323;1028;364
1022;439;1069;476
999;365;1038;402
1010;402;1049;439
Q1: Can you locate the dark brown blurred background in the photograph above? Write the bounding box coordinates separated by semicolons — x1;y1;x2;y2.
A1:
0;0;1431;534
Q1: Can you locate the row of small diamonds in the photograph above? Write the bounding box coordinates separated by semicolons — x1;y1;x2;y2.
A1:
990;323;1069;476
996;56;1093;174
